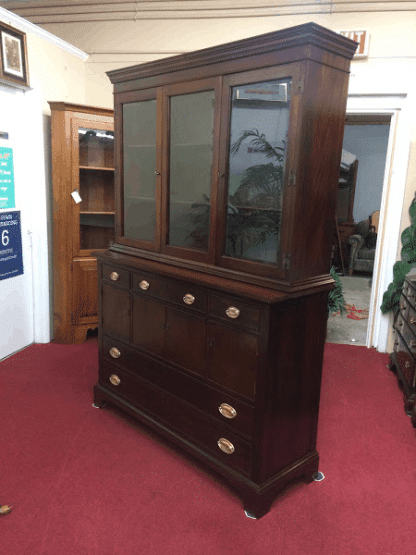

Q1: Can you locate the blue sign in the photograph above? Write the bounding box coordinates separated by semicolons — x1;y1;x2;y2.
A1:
0;146;15;209
0;211;23;280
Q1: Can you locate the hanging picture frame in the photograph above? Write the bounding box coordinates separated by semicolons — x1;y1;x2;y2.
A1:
0;22;29;89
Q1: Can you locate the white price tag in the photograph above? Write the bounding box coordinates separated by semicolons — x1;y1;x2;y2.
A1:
71;190;82;204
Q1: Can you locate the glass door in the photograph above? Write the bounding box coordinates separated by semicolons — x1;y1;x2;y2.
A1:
120;90;161;251
161;78;220;264
217;66;300;279
73;119;115;257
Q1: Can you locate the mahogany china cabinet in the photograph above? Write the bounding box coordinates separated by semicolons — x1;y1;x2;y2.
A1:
49;102;114;343
93;23;357;518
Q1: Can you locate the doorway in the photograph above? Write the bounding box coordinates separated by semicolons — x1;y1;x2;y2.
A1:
327;114;391;346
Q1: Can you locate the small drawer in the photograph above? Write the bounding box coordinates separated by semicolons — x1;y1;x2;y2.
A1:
209;294;261;332
99;362;252;474
102;265;130;288
406;284;416;309
166;281;207;313
401;319;416;355
407;305;416;333
132;271;168;300
399;295;409;322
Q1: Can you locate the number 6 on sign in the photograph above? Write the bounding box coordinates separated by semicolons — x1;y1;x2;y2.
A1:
1;230;9;246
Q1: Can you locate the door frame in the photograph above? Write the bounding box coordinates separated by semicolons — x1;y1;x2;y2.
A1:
346;93;410;352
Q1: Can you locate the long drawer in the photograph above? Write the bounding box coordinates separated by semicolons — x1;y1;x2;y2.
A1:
99;362;252;475
101;334;254;437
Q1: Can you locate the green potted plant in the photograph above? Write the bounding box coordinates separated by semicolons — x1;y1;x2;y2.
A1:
381;193;416;315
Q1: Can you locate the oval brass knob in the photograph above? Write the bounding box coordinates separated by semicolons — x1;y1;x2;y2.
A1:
401;303;407;311
183;294;195;305
217;438;235;455
110;271;119;281
410;340;416;349
219;403;237;419
109;374;121;386
226;306;240;319
139;280;150;290
109;347;121;359
410;317;416;325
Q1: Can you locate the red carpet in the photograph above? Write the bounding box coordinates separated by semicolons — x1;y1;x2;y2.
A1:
1;340;415;554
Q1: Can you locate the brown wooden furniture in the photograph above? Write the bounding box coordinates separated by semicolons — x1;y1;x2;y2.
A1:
93;23;357;518
389;272;416;425
49;102;114;343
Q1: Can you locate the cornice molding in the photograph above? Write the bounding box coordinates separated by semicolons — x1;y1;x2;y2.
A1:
1;1;416;23
0;7;88;59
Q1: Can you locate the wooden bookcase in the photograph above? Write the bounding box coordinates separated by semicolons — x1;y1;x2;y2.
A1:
49;102;114;343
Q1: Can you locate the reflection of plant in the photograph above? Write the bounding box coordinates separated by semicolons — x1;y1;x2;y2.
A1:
186;194;210;250
226;129;285;257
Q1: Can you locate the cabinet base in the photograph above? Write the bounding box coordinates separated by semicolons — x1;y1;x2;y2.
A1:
389;353;416;421
93;384;319;519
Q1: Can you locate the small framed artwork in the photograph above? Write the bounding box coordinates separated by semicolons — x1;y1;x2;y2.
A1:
0;22;29;89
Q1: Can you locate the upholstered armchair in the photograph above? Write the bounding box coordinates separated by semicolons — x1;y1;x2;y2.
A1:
348;210;379;276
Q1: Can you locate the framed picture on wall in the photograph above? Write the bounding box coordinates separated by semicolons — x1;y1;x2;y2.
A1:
0;22;29;89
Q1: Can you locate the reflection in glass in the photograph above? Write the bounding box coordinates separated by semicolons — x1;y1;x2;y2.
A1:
78;127;115;250
168;90;214;251
123;100;157;243
225;78;291;264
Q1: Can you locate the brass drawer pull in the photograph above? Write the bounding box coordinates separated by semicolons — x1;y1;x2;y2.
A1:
217;438;235;455
109;374;121;386
401;303;407;311
109;347;121;359
410;340;416;349
410;317;416;325
226;306;240;319
183;294;195;305
139;280;150;290
219;403;237;419
110;271;119;281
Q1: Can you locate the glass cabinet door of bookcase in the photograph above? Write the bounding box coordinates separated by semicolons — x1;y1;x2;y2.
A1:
123;100;157;244
224;78;291;265
168;90;215;251
78;127;115;251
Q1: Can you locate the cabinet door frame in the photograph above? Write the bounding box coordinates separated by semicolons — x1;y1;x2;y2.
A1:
71;116;115;259
215;63;304;280
160;77;222;265
114;88;163;253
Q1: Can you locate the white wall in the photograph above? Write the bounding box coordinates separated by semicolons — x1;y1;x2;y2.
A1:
342;125;390;224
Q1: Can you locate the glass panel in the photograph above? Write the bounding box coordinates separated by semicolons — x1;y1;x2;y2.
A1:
123;100;157;243
78;127;115;250
168;90;214;250
225;78;291;264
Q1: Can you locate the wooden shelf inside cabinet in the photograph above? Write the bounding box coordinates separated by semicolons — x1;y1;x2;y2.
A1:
49;101;114;344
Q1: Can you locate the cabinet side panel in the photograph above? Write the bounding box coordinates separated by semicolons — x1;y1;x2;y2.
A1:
287;61;350;282
51;109;73;343
259;291;328;481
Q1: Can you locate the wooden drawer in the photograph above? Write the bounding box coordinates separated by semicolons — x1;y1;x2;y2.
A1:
132;271;168;300
399;295;410;322
132;271;207;313
101;335;254;437
405;279;416;307
102;264;130;289
99;362;252;474
209;294;261;332
393;330;416;389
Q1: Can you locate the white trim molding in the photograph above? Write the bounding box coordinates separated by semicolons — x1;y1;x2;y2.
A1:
0;7;88;60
